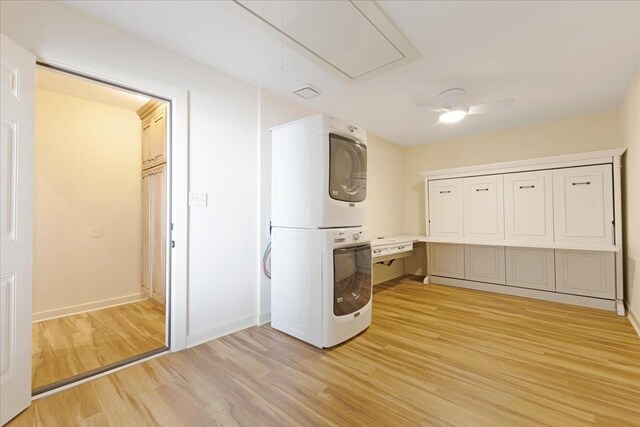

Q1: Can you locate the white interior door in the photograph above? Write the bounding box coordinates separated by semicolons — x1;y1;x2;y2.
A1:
1;34;34;425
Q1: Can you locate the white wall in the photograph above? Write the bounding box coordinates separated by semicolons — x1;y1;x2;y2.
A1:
1;0;260;345
621;72;640;321
404;110;623;235
33;89;142;320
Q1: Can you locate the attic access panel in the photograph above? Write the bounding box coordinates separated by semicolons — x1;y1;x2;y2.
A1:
234;0;419;82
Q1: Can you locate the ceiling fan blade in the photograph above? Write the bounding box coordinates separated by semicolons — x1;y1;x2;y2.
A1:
467;99;515;115
434;119;442;126
417;102;448;113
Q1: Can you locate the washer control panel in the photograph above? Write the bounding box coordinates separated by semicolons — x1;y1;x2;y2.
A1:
331;227;370;245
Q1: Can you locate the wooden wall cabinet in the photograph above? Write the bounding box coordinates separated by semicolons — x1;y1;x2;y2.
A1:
138;101;167;306
139;102;167;171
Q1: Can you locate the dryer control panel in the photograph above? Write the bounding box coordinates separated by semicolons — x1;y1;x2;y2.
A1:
331;227;370;246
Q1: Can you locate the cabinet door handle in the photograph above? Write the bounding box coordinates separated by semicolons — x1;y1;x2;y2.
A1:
572;181;591;186
439;190;451;194
519;185;535;189
475;188;489;192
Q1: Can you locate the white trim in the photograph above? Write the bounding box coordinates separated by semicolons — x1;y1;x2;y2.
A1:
625;302;640;338
186;315;255;348
421;149;626;179
32;349;169;401
32;293;147;322
258;312;271;325
613;156;624;302
420;238;619;252
431;276;616;311
33;51;189;352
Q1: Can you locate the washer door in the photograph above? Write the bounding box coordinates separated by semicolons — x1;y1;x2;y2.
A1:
329;133;367;203
333;244;372;316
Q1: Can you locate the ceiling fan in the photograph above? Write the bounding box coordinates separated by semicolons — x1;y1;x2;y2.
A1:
418;88;515;125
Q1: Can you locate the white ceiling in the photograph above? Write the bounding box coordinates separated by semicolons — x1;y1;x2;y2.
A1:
36;66;150;111
64;0;640;146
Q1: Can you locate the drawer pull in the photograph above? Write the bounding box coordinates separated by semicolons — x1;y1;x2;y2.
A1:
519;185;535;189
475;188;489;192
439;190;451;194
572;181;591;186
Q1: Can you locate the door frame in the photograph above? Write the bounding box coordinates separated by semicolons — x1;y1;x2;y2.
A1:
34;56;189;353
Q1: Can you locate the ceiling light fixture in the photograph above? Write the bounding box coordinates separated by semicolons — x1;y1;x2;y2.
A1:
439;108;468;124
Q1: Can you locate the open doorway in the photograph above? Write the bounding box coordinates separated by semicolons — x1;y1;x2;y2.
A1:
31;65;170;394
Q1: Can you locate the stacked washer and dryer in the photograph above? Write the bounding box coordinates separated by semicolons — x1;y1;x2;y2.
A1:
271;114;372;348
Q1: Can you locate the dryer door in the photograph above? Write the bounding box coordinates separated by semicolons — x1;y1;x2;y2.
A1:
329;134;367;203
333;244;372;316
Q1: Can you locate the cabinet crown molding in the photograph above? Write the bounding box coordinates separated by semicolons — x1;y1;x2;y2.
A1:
421;148;626;180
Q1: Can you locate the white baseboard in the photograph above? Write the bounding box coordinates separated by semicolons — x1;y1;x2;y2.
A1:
32;293;148;322
431;276;616;311
625;302;640;338
258;312;271;325
186;315;256;348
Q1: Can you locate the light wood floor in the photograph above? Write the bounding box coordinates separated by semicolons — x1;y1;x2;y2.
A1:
32;299;166;391
13;277;640;426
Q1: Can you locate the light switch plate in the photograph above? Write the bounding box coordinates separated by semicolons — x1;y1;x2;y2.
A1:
189;192;208;207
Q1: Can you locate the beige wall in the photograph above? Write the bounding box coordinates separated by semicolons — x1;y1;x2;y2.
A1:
404;110;623;235
33;89;142;319
621;72;640;319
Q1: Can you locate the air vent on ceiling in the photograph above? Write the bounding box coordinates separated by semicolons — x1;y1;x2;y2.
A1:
293;85;321;99
233;0;419;83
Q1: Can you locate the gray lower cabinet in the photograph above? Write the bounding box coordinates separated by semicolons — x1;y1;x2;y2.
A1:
429;243;465;279
464;245;506;285
555;250;615;299
505;247;555;291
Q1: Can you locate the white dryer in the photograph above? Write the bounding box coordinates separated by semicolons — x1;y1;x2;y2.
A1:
271;114;367;229
270;226;372;348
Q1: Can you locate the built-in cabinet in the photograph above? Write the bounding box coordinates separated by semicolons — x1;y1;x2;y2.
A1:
422;149;625;314
138;101;167;306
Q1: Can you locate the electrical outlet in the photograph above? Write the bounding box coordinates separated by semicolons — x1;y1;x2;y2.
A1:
189;192;208;207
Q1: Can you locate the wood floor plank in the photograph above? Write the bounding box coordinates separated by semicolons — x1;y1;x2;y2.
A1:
11;277;640;426
32;300;166;390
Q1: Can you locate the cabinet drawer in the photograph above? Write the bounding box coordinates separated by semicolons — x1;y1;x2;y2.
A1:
555;250;615;299
464;245;506;285
504;170;553;242
506;247;555;291
429;243;464;279
388;242;413;255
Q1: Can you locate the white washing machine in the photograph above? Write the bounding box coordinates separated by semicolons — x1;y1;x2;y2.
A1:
271;114;367;229
270;226;372;348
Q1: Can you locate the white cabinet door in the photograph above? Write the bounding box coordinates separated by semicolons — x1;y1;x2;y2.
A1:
504;170;553;242
429;243;464;279
464;245;506;284
463;175;504;240
553;165;613;244
555;250;615;299
506;247;555;291
428;178;463;240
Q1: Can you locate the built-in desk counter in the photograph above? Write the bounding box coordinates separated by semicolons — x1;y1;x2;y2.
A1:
371;235;427;285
